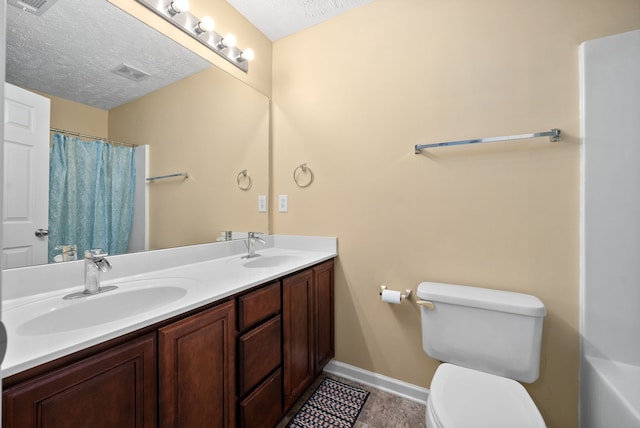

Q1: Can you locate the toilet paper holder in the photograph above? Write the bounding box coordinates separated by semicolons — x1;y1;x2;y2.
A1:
379;285;435;309
380;285;412;302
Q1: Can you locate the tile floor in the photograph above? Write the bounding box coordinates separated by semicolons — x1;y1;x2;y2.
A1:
276;373;427;428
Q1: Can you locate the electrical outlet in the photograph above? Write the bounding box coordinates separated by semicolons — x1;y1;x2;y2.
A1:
278;195;288;212
258;195;267;212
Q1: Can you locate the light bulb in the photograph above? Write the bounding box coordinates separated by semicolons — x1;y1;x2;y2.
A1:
196;16;215;33
239;48;255;62
168;0;189;15
222;33;236;48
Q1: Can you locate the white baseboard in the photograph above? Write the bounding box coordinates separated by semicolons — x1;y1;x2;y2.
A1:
323;360;429;404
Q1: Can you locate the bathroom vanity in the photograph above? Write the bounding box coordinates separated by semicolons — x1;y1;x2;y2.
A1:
1;236;336;428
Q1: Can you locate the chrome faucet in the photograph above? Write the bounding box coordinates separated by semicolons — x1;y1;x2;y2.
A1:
243;232;266;259
64;249;117;299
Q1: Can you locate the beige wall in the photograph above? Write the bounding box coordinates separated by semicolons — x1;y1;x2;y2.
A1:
43;93;109;138
108;0;272;97
108;66;269;249
272;1;640;427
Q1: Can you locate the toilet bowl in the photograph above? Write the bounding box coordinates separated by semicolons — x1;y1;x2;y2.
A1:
426;364;546;428
417;282;547;428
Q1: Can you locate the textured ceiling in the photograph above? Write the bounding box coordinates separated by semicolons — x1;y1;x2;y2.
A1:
6;0;211;110
226;0;375;41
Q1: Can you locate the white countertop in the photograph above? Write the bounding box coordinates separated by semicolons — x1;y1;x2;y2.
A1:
1;235;337;378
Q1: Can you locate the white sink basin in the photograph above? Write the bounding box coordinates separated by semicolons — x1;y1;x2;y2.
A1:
14;278;197;336
242;254;305;268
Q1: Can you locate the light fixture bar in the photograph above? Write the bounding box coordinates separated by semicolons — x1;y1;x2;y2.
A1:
135;0;250;72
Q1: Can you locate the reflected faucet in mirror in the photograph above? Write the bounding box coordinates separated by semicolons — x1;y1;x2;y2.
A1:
54;245;78;262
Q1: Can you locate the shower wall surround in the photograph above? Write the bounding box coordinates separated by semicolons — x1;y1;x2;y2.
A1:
580;29;640;427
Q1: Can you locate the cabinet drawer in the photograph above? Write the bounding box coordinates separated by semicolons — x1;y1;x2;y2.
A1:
238;315;282;396
239;368;283;428
238;281;281;330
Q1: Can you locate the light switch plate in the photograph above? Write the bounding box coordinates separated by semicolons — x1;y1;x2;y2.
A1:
278;195;288;212
258;195;267;212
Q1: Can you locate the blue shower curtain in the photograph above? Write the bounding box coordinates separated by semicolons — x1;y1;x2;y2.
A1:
48;133;136;263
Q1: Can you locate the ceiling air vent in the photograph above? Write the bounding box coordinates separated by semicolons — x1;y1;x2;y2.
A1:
8;0;59;16
113;64;151;82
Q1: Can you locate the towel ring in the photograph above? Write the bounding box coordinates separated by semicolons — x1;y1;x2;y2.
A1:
237;169;252;190
293;163;314;188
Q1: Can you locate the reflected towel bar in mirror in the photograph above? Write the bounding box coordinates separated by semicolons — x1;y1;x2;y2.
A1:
146;172;189;183
293;163;314;187
237;169;252;190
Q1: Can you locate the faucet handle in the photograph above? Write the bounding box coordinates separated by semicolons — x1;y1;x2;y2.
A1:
85;248;108;259
85;249;111;273
97;257;112;272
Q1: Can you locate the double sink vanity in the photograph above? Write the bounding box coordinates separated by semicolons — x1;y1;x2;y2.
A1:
1;235;336;427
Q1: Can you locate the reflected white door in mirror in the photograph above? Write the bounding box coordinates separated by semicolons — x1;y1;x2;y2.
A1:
2;83;50;269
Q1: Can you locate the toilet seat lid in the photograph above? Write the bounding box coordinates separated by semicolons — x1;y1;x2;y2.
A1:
429;363;546;428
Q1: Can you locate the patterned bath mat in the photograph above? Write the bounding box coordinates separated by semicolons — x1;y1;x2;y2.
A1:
287;377;370;428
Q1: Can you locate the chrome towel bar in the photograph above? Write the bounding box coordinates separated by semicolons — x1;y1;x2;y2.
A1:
414;128;561;154
146;172;189;183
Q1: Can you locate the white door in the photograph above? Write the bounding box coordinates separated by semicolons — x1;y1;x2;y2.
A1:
3;83;50;268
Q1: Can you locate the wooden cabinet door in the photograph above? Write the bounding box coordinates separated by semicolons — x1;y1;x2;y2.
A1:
282;269;314;410
158;300;236;428
3;333;156;428
314;259;335;374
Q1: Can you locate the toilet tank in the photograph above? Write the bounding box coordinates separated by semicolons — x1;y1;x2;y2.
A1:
417;282;546;383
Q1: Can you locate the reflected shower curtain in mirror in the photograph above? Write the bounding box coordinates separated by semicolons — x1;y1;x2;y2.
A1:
48;133;136;263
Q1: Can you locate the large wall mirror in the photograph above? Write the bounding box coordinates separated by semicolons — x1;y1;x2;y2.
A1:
4;0;270;269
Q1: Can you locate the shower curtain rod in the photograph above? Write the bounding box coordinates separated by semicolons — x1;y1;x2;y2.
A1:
50;127;139;148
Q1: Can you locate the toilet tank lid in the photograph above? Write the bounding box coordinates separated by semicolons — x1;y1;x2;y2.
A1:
417;282;546;317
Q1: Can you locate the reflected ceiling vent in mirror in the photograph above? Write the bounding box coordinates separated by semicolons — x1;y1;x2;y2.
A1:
8;0;58;16
135;0;255;73
113;64;151;82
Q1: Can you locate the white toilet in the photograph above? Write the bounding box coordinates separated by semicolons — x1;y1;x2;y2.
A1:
416;282;547;428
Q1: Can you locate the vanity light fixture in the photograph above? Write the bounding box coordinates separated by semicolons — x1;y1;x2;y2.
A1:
196;16;215;34
217;33;237;49
168;0;189;16
135;0;254;73
238;48;255;62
